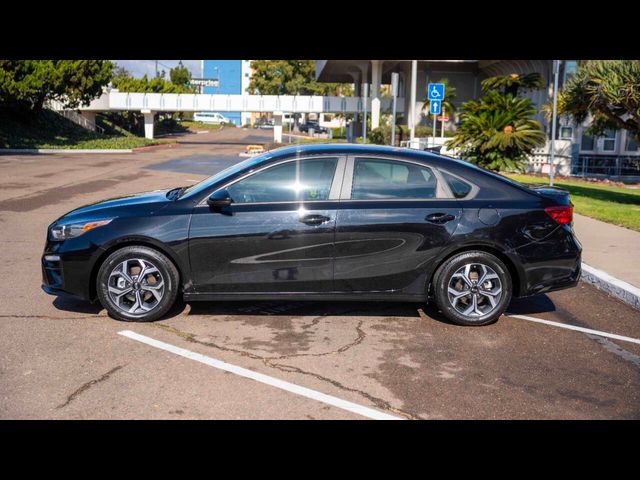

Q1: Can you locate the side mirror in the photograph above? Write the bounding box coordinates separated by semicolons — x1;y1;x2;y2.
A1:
207;189;233;208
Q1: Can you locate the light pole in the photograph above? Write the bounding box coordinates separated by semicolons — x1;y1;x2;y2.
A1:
363;83;369;144
391;72;399;146
549;60;560;187
409;60;417;142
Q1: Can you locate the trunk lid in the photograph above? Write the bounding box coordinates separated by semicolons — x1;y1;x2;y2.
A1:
530;186;572;206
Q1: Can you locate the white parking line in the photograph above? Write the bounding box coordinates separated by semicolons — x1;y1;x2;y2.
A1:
118;330;401;420
506;314;640;345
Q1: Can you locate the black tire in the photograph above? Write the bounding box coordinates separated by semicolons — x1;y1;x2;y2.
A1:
432;251;512;326
96;246;180;322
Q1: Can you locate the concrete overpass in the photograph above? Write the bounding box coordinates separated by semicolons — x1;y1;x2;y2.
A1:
66;89;404;141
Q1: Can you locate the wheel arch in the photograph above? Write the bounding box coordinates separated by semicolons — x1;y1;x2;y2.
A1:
89;237;186;302
427;244;524;298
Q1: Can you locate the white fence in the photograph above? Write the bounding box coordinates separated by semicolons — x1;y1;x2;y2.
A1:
80;91;403;114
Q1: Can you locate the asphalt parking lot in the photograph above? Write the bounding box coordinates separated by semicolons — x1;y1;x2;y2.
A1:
1;127;639;420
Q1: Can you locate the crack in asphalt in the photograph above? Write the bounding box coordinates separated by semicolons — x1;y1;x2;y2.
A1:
56;365;124;409
151;318;420;420
0;314;106;320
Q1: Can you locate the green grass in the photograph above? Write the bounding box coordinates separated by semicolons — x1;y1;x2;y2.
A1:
506;174;640;232
0;109;174;150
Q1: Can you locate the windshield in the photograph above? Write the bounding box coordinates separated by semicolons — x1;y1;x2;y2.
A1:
178;152;273;200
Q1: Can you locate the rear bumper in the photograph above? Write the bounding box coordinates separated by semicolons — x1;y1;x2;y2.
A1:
514;225;582;297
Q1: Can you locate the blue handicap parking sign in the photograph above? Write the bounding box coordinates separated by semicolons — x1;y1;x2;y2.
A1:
430;100;441;115
428;83;445;101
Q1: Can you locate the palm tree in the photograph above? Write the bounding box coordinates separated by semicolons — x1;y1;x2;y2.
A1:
556;60;640;142
446;91;545;172
481;72;543;97
422;78;457;129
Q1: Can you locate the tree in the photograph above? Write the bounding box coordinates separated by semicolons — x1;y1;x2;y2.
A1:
557;60;640;142
108;66;195;134
446;80;545;172
170;61;191;88
0;60;113;112
247;60;343;96
480;72;544;97
111;72;194;94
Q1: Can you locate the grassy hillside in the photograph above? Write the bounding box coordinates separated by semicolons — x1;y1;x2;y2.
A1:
0;109;173;149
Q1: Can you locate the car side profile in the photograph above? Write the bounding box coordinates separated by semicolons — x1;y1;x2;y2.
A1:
42;144;582;325
193;112;231;124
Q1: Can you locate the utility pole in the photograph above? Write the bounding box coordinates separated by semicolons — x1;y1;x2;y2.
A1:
549;60;560;187
155;60;158;78
409;60;417;142
391;72;399;146
363;83;369;144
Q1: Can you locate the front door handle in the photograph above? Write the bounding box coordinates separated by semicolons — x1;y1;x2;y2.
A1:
425;213;456;224
300;214;331;226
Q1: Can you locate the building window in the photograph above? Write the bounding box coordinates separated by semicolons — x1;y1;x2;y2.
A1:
626;133;639;152
581;133;595;151
563;60;578;83
560;126;573;140
602;129;616;151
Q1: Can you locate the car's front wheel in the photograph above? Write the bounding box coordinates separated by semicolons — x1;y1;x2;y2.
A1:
96;246;179;322
432;251;512;326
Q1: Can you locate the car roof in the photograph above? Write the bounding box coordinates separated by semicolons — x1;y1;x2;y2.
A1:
263;143;464;168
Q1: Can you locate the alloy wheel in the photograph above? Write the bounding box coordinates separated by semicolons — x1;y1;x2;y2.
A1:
447;263;503;317
107;258;165;316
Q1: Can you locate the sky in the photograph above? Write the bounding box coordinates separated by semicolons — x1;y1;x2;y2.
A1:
112;60;202;79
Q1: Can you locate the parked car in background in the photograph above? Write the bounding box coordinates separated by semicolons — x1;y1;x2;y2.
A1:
299;121;327;134
42;144;581;326
193;112;231;124
253;118;274;129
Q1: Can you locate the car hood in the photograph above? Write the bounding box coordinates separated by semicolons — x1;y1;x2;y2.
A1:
55;188;173;224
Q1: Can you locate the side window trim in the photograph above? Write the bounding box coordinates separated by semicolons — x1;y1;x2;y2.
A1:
340;155;455;201
197;155;346;206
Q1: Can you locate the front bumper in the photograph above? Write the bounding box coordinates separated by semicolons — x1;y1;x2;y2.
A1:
41;238;102;301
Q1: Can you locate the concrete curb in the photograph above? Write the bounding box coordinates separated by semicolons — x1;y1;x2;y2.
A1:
1;148;133;154
581;262;640;310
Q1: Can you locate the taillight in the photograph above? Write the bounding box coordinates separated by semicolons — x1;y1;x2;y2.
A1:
544;205;573;225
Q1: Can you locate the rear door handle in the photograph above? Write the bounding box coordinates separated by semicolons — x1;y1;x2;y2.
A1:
425;213;456;224
300;214;331;226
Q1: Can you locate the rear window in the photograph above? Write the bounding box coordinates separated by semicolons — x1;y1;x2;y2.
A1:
442;171;472;198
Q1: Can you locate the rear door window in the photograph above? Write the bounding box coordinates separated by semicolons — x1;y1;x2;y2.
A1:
351;158;439;200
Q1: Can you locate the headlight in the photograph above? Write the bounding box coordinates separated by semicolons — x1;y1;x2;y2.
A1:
50;219;113;240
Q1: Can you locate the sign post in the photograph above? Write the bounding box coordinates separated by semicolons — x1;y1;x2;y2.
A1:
549;60;560;186
428;83;445;148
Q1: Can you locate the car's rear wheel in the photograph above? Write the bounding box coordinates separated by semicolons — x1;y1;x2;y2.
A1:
432;251;512;326
96;246;179;322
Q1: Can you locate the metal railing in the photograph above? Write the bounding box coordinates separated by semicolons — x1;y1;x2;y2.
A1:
46;99;104;133
572;155;640;177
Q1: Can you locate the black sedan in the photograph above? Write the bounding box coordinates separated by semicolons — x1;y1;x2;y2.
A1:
42;144;581;325
298;121;327;134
